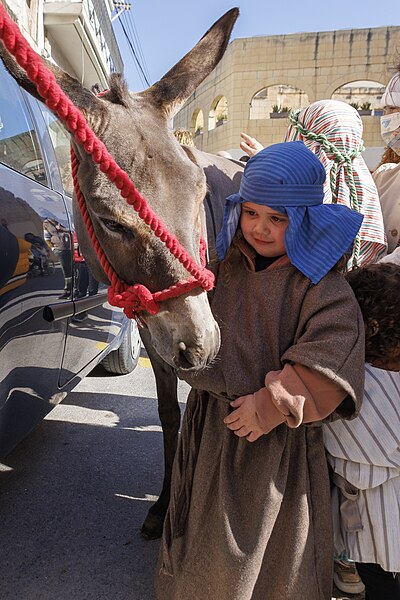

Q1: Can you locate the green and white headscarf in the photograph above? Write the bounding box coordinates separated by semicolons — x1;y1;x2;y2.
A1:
283;99;387;267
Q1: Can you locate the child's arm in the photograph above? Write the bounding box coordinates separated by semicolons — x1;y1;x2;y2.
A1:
224;364;347;442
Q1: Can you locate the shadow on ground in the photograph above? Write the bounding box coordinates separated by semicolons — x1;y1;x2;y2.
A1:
0;387;164;600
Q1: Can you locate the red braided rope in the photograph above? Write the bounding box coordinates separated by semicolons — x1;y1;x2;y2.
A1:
0;5;214;318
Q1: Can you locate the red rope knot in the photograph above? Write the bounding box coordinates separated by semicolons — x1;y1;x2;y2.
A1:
108;284;160;319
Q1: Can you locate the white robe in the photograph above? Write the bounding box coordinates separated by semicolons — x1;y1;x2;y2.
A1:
373;162;400;253
324;365;400;572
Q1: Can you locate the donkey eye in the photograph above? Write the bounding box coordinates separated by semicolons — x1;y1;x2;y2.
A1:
102;219;134;238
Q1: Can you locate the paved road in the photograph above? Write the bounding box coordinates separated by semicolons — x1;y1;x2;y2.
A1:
0;353;364;600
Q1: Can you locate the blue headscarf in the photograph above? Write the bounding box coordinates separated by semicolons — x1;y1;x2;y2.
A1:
216;141;363;284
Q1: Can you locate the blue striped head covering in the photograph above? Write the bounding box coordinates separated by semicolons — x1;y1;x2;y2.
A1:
216;141;363;284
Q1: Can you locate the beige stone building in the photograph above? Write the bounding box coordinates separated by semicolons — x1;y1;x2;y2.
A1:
173;26;400;169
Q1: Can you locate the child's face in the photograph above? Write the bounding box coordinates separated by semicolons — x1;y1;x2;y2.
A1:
240;202;289;257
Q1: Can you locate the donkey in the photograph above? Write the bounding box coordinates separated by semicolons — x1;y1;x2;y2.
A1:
0;8;243;539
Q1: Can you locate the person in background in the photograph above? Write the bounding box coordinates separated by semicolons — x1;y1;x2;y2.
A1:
72;231;89;298
216;150;233;159
43;219;72;298
324;262;400;600
172;129;194;147
155;142;365;600
87;269;99;296
241;99;387;269
375;146;400;171
373;68;400;254
24;232;48;276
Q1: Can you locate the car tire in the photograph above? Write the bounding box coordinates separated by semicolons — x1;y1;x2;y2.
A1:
101;320;141;375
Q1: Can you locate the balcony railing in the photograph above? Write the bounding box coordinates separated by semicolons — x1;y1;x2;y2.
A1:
86;0;123;73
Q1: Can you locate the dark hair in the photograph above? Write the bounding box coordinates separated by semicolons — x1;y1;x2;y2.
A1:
346;262;400;363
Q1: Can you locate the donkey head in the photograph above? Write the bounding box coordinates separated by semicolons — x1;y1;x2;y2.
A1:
0;8;239;370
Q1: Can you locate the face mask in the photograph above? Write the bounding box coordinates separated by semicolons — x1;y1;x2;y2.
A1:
381;112;400;155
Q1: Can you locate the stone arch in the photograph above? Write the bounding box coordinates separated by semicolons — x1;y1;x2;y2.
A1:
244;81;315;119
250;84;310;119
243;80;315;111
209;95;228;131
191;108;204;136
324;73;386;102
330;79;386;114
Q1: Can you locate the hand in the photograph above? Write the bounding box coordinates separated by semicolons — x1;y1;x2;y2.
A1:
240;132;264;158
223;394;264;442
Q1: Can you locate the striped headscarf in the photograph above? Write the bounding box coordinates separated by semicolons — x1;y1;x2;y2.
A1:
216;142;363;284
381;71;400;108
283;99;387;267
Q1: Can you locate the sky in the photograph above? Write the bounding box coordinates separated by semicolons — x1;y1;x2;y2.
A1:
112;0;400;92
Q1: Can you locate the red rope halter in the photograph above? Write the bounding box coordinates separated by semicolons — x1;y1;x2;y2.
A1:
0;5;215;321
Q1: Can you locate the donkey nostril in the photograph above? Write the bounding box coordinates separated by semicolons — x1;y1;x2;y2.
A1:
177;346;195;370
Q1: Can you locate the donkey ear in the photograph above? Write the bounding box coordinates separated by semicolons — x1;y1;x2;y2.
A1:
142;8;239;118
99;73;130;107
0;41;106;129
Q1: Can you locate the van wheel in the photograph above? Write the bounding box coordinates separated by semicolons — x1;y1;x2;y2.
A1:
101;321;140;375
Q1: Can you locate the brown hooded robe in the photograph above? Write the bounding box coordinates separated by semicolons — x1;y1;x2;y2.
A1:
156;251;365;600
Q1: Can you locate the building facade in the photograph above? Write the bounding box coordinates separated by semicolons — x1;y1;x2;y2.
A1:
1;0;123;89
173;26;400;169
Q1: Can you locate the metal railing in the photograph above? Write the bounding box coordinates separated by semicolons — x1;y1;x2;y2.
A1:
89;0;123;73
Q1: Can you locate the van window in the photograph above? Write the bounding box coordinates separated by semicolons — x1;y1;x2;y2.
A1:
0;62;48;185
40;105;74;197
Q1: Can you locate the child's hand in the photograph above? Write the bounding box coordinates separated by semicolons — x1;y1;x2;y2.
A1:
223;394;264;442
240;133;264;158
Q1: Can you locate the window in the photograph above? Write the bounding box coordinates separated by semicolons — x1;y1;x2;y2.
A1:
0;61;47;184
40;105;74;196
209;96;228;130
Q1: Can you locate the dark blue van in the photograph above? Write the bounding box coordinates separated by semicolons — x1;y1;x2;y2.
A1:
0;60;141;458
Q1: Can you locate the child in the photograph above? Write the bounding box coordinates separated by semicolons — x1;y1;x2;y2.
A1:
155;141;365;600
324;262;400;600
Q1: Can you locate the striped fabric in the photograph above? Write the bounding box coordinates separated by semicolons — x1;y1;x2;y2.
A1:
216;142;363;284
381;72;400;108
283;100;387;267
323;365;400;572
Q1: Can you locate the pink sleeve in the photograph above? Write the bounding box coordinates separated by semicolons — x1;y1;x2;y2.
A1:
253;363;348;434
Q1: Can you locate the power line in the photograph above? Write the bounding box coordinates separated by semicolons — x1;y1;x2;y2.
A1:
122;17;150;87
123;10;151;84
114;8;151;88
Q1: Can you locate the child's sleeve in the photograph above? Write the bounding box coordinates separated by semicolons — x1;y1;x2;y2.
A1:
251;364;348;435
280;271;365;421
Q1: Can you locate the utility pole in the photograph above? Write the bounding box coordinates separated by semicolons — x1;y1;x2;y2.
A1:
111;1;132;22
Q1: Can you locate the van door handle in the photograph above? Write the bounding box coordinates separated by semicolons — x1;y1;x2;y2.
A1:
43;290;109;322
